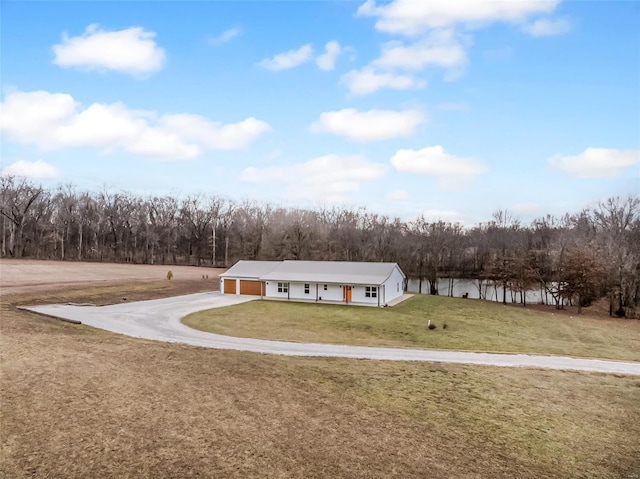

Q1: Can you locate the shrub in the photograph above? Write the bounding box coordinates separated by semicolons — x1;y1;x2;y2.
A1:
167;270;173;280
443;323;448;330
428;323;436;330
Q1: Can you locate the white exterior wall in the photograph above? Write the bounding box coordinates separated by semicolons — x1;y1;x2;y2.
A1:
317;283;343;302
264;281;347;302
261;268;404;306
351;285;380;305
265;281;290;299
382;266;405;303
288;282;314;300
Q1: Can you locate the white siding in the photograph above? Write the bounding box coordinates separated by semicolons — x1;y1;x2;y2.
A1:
288;282;313;301
318;283;343;302
382;266;405;303
351;285;379;305
265;281;291;298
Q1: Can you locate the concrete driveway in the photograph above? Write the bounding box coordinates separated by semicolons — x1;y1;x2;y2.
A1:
24;292;640;376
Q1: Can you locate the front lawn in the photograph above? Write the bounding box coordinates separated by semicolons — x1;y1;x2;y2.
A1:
183;295;640;361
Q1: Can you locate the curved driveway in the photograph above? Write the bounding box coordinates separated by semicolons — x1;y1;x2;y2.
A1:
24;292;640;376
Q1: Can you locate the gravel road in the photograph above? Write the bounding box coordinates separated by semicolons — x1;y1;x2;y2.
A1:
23;292;640;376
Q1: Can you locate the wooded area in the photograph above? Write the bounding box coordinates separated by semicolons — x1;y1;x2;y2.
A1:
1;175;638;317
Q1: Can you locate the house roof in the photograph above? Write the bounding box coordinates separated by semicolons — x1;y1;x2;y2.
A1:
223;260;404;285
219;260;281;279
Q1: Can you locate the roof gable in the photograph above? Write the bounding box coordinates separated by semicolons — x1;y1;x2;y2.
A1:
219;260;281;279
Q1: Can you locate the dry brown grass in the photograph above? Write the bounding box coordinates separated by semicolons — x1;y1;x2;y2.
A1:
0;258;223;296
1;264;639;478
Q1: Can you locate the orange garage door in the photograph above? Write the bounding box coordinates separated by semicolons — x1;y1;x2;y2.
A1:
240;280;262;296
223;279;236;294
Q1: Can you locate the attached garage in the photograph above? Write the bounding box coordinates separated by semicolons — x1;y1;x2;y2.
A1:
223;279;236;294
240;280;262;296
220;261;281;296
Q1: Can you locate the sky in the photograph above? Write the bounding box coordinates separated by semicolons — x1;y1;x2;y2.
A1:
1;0;639;225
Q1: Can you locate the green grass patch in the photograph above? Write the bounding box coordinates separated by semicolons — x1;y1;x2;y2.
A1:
183;295;640;361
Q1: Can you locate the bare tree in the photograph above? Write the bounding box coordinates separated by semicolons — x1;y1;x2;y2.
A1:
0;176;43;257
180;195;214;266
591;196;640;317
561;246;607;314
149;195;179;264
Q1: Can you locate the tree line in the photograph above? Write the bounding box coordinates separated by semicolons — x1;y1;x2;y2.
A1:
2;175;638;317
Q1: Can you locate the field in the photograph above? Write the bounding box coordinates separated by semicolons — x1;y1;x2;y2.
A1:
1;260;639;478
0;259;223;296
183;296;640;361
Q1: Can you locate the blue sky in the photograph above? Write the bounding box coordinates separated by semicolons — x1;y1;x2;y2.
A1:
1;0;638;224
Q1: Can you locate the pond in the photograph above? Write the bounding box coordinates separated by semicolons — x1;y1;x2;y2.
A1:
407;277;562;305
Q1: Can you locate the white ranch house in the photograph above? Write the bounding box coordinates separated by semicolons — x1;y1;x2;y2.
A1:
220;260;406;307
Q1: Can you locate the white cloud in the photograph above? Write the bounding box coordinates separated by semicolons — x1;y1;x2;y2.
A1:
160;114;271;150
52;24;166;76
373;30;467;71
1;160;59;179
422;209;462;222
258;44;313;71
391;145;487;176
357;0;559;35
354;1;565;88
0;90;271;160
0;90;77;147
240;154;387;202
387;190;410;201
548;147;640;178
208;27;242;46
341;67;425;95
316;41;342;71
391;145;488;190
343;28;467;92
522;18;571;37
310;108;425;141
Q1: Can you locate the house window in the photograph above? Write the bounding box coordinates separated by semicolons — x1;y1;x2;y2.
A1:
365;286;377;298
323;284;327;291
304;284;310;294
397;282;400;293
278;282;288;293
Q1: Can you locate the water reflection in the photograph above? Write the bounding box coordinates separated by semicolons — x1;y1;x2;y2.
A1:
407;277;563;305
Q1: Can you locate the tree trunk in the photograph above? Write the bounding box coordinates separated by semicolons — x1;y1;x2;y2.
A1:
2;215;5;257
78;222;83;260
577;293;582;314
212;225;216;266
224;235;229;267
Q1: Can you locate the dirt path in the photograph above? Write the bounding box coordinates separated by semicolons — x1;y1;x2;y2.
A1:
23;293;640;376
